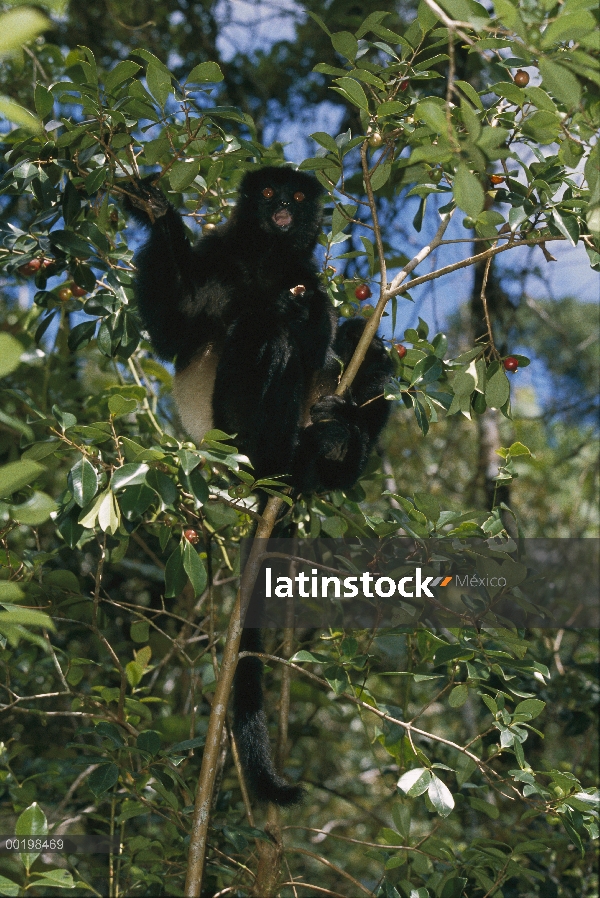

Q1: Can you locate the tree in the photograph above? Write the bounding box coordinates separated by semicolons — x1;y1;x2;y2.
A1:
0;2;598;897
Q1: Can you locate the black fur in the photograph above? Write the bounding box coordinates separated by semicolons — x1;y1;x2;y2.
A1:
233;627;305;805
124;166;393;804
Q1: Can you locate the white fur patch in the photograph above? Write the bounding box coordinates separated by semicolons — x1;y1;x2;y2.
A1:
173;346;219;444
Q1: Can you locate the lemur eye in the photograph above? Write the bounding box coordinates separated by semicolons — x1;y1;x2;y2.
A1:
262;187;274;198
293;191;305;202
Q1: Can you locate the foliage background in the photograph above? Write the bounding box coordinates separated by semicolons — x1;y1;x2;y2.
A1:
0;1;598;896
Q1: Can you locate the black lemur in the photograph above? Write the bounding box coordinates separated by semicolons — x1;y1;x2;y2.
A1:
124;166;393;804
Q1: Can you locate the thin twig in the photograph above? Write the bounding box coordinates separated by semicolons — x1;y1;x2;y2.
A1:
479;249;499;357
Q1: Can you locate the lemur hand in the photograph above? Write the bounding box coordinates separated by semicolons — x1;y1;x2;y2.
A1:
121;176;171;222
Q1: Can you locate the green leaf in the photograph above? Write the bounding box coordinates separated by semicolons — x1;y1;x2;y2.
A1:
524;86;557;112
0;7;48;56
0;609;54;631
0;95;43;134
69;456;99;507
146;468;178;506
413;492;440;522
125;661;145;689
29;870;74;889
455;79;483;110
147;62;172;107
439;0;489;27
307;10;331;36
0;582;24;603
453;164;484;217
416;99;448;133
331;31;358;61
169;159;201;192
538;58;581;108
587;205;600;240
131;620;149;643
186;61;224;83
323;664;346;694
111;463;149;491
506;441;531;457
410;356;442;386
469;796;499;819
88;763;119;797
332;77;369;111
167;736;206;754
428;774;455;816
541;10;596;48
453;369;477;397
9;491;57;525
0;875;19;897
370;162;392;191
15;802;46;873
397;767;432;796
491;80;525;106
108;394;138;417
97;490;120;534
0;333;23;378
514;699;546;720
356;10;389;38
290;650;331;663
551;208;579;246
0;459;44;498
49;229;92;258
449;684;469;707
34;83;53;118
137;730;161;755
165;542;187;598
311;131;339;153
182;539;207;597
104;60;141;94
485;369;510;409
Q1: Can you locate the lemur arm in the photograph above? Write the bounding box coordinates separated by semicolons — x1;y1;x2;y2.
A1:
123;178;220;362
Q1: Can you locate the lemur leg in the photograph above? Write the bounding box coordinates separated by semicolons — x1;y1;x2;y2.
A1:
293;318;393;493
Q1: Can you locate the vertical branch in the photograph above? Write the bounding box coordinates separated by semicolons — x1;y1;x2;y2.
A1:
184;495;283;898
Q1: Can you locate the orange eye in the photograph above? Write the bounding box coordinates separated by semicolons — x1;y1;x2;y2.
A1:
262;187;274;198
293;191;305;202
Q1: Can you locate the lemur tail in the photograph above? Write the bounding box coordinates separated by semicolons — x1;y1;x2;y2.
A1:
232;627;305;806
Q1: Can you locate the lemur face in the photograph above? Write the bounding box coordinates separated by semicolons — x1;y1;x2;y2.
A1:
237;166;324;245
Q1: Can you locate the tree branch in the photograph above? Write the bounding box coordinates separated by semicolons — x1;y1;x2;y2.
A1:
183;495;283;898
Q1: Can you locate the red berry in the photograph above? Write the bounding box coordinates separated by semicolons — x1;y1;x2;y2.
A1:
42;258;54;269
354;284;372;301
70;283;88;297
183;528;199;544
17;258;42;277
503;356;519;372
514;70;529;87
57;286;72;302
400;79;409;91
395;343;407;359
490;174;504;185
